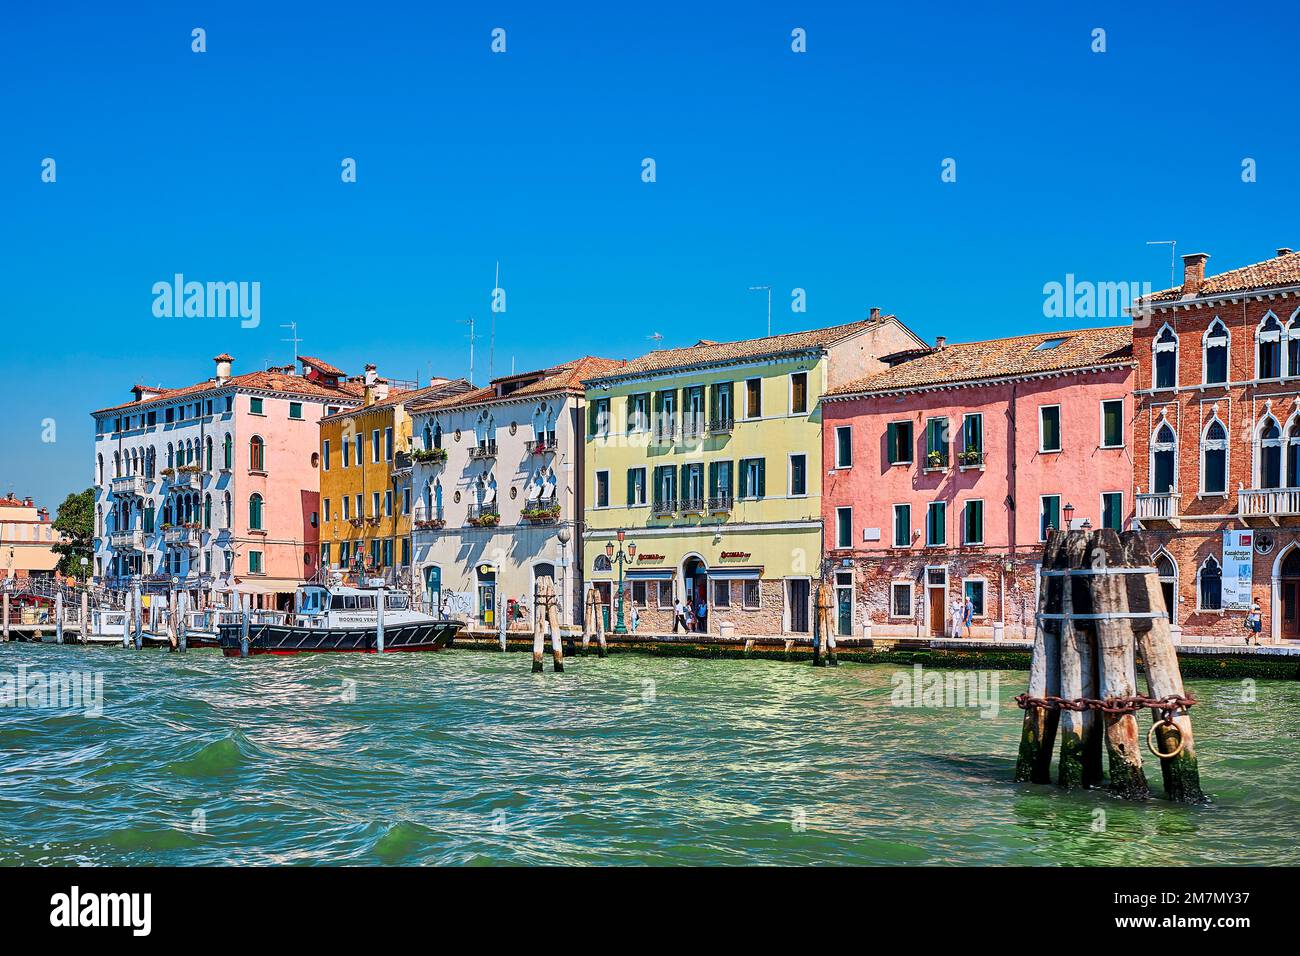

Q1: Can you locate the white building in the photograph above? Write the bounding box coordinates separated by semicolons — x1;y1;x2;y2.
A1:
408;357;623;629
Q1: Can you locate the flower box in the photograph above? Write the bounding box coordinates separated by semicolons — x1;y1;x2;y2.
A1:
411;448;448;464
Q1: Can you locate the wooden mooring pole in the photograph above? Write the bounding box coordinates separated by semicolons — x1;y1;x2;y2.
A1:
532;577;564;673
3;591;10;643
1015;535;1064;783
79;589;89;644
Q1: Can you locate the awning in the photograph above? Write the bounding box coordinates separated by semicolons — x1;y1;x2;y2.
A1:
627;569;673;581
232;577;301;595
709;566;763;580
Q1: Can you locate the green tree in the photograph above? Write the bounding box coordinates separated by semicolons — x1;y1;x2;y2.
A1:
51;488;95;580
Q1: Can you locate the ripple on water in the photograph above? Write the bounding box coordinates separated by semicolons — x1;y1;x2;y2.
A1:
2;643;1299;865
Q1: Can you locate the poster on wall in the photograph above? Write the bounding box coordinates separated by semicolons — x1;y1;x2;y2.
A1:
1222;530;1254;611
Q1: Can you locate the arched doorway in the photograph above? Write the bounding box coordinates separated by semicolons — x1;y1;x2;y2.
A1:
424;565;442;615
1279;547;1300;639
1154;552;1177;623
532;562;556;628
682;555;708;630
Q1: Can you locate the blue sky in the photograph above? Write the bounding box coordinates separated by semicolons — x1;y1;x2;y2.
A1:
3;0;1297;507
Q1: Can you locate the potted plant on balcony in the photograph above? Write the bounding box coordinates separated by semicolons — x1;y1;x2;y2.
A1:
160;467;175;478
926;449;945;469
958;447;984;468
411;447;448;464
469;512;501;528
522;503;561;523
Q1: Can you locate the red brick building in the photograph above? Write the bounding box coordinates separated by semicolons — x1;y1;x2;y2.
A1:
1133;247;1300;643
821;327;1134;639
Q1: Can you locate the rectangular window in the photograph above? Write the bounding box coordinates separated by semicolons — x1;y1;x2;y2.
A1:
355;494;362;519
926;501;947;547
384;427;394;461
321;543;331;567
323;498;331;522
382;539;393;568
836;507;853;548
961;414;983;462
653;465;677;507
739;458;766;498
343;438;351;468
790;454;807;496
887;421;914;465
592;398;611;436
891;582;913;618
165;408;174;424
596;471;610;508
893;504;912;548
631;581;648;607
225;397;233;413
657;581;674;608
355;434;363;465
1101;492;1123;532
384;490;393;517
372;492;381;517
403;488;411;515
342;496;350;519
628;393;650;432
745;378;762;419
147;410;157;426
401;539;410;567
925;417;949;468
713;579;731;608
1039;405;1062;453
372;429;381;463
710;382;734;426
708;460;733;500
963;499;984;545
1101;399;1123;448
627;467;647;506
964;579;985;617
790;372;808;414
249;550;263;574
835;426;853;468
742;579;760;610
322;439;331;470
250;397;264;415
1040;495;1061;540
289;402;303;420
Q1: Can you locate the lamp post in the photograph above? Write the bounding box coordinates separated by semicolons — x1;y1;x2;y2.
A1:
1063;502;1076;530
557;525;571;626
605;531;637;634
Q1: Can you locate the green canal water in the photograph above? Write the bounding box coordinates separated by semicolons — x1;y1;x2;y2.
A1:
1;642;1297;866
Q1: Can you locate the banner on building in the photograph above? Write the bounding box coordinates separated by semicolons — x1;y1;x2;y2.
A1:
1222;530;1254;611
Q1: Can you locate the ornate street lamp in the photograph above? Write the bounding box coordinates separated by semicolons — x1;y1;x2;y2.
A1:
1063;502;1076;529
608;530;637;634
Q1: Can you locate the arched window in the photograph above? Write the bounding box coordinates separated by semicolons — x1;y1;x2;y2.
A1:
433;423;443;449
146;447;156;478
1201;417;1227;494
223;491;232;528
594;554;612;572
1259;416;1283;489
1196;555;1222;611
166;443;174;469
1151;422;1177;493
1155;551;1178;623
1257;312;1283;380
423;425;432;451
97;454;104;485
250;436;265;472
1288;308;1300;376
1203;318;1229;385
223;434;233;469
1153;324;1178;390
205;436;213;471
248;493;264;530
1287;418;1300;488
114;450;121;478
204;494;212;529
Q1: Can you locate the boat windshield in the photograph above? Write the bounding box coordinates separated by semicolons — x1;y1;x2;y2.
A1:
297;587;329;615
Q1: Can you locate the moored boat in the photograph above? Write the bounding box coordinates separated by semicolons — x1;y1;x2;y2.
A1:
218;582;461;656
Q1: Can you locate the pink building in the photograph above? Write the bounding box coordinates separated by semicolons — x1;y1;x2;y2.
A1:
93;354;367;609
820;327;1134;639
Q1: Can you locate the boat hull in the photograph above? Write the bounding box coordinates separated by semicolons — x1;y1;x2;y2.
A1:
217;619;461;656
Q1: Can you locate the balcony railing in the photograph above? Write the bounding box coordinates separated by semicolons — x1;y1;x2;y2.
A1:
707;495;733;513
110;475;147;497
924;452;950;471
1239;487;1300;520
468;442;498;461
521;499;561;523
164;526;200;547
1135;491;1180;523
956;450;986;468
681;416;706;439
708;416;734;434
168;469;202;490
650;499;677;516
680;497;705;514
109;529;145;551
525;436;558;455
466;503;500;526
654;420;677;443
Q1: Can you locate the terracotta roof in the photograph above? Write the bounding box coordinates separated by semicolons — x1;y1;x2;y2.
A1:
298;355;345;377
415;357;626;412
583;318;898;382
92;368;366;415
1145;249;1300;302
322;378;472;420
826;326;1133;397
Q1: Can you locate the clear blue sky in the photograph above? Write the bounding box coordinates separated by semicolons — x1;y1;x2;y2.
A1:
3;0;1296;508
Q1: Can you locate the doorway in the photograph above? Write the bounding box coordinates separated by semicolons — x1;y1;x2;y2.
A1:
1280;548;1300;639
1154;553;1176;624
476;565;497;627
424;565;442;615
927;567;947;636
835;571;853;636
788;578;810;633
683;556;708;630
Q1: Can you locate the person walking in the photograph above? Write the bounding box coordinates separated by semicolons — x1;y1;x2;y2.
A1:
673;599;688;633
630;603;640;633
949;595;964;638
696;597;708;634
1246;601;1263;645
962;593;975;639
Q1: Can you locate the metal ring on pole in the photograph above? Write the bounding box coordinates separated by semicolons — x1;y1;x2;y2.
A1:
1146;718;1185;759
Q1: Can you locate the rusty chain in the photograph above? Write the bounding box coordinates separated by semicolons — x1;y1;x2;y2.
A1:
1014;693;1196;717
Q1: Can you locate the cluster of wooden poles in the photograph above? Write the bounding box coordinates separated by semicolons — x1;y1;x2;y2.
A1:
2;589;93;645
1014;528;1204;803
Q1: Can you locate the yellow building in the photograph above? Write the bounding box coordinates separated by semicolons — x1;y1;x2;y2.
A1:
582;314;924;636
318;368;468;583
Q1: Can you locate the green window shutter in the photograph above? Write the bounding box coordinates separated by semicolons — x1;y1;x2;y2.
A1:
627;469;635;504
757;459;766;497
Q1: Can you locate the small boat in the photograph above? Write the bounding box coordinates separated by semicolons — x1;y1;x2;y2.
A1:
218;582;461;657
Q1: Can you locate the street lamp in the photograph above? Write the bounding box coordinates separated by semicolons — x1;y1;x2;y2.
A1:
556;526;571;625
1063;502;1076;529
607;530;637;634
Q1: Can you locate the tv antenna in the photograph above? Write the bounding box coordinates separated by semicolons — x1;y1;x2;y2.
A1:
748;285;772;337
280;322;301;366
459;316;478;386
1146;240;1177;287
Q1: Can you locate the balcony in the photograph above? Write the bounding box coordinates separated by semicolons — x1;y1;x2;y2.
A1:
924;451;950;472
110;475;147;497
681;416;707;440
1135;491;1180;528
708;416;734;434
466;503;500;527
650;499;677;517
413;510;446;531
521;499;561;524
653;421;677;443
1239;487;1300;524
109;529;145;551
410;447;448;466
467;442;498;461
167;468;202;491
956;449;986;470
680;497;705;514
707;495;734;513
525;436;558;455
164;526;200;547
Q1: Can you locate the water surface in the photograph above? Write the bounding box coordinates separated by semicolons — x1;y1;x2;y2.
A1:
1;643;1296;865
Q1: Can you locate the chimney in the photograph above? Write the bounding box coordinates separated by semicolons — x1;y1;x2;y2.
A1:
24;496;33;507
869;307;881;321
935;336;947;350
214;353;233;384
363;364;382;406
1181;253;1209;296
1278;247;1294;258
